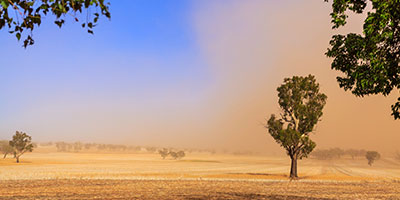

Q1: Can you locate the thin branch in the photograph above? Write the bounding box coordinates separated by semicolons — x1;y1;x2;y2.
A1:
7;0;28;28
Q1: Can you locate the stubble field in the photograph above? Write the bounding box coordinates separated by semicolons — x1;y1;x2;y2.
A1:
0;148;400;199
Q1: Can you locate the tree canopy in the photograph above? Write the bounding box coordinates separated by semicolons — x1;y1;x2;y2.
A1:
0;0;111;48
365;151;380;166
325;0;400;119
266;75;327;178
9;131;34;163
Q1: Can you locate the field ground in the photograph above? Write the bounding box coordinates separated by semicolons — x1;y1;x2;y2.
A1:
1;150;400;199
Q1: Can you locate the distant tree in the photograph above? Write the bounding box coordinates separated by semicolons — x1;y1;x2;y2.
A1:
313;148;366;160
66;143;73;151
312;149;334;160
84;143;92;150
169;151;178;159
134;146;142;152
266;75;327;178
330;148;344;159
177;150;185;159
97;144;107;150
345;149;359;159
0;0;111;48
145;147;157;153
40;142;53;146
169;150;185;160
158;148;169;159
325;0;400;119
119;145;125;151
106;144;115;151
56;142;68;152
73;142;83;152
9;131;34;163
311;149;323;160
0;140;14;158
357;149;367;158
365;151;380;166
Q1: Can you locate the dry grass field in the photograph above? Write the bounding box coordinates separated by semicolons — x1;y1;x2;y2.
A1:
0;148;400;199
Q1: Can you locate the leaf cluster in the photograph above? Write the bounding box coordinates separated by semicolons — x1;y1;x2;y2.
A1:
267;115;316;159
0;0;111;48
325;0;400;119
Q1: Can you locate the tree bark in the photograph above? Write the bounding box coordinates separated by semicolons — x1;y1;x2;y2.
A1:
290;156;298;179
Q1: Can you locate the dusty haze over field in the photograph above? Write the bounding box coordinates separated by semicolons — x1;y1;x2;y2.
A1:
1;1;399;154
192;0;400;154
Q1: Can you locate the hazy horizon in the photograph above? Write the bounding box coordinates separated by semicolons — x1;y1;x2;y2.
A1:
1;0;399;155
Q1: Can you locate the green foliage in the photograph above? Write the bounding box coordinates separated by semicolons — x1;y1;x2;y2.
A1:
0;0;111;48
365;151;380;166
9;131;34;163
266;75;327;160
325;0;400;119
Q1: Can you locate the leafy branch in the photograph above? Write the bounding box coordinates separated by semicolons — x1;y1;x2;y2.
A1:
0;0;111;48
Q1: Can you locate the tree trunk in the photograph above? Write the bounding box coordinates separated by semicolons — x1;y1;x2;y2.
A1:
16;156;19;163
290;156;298;179
3;153;7;159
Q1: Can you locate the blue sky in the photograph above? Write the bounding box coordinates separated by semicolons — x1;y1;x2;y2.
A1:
0;0;215;142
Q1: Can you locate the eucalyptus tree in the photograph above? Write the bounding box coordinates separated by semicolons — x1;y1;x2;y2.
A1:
266;75;327;178
365;151;380;166
158;148;169;159
325;0;400;119
0;0;111;48
9;131;34;163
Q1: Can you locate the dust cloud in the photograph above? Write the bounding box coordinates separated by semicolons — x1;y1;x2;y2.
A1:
192;0;400;155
